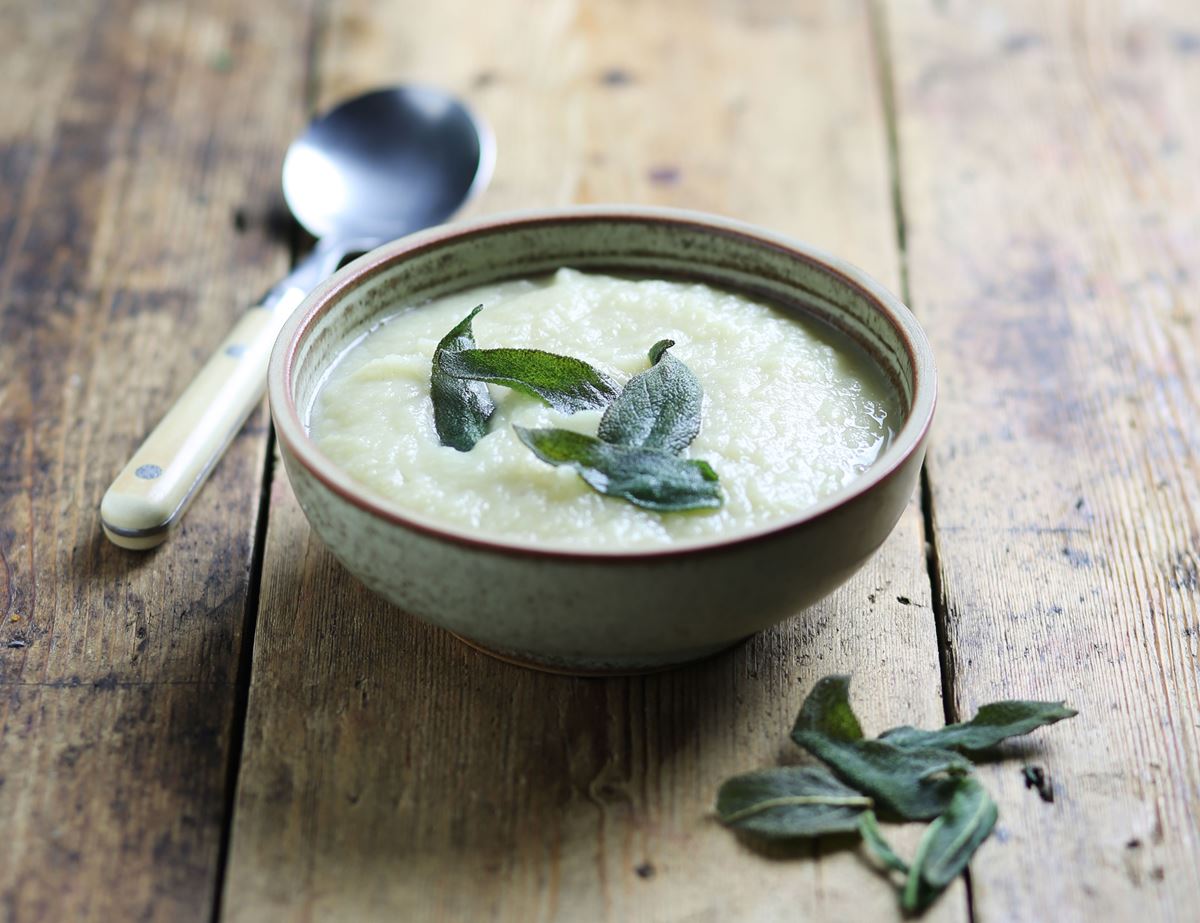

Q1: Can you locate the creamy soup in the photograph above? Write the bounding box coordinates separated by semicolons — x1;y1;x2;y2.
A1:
309;269;898;549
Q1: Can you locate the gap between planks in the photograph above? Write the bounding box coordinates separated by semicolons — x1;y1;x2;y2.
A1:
208;1;331;913
208;427;278;923
869;0;976;917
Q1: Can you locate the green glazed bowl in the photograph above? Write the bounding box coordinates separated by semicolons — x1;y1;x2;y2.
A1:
268;206;936;673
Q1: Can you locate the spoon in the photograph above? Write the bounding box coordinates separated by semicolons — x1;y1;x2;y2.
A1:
101;86;494;549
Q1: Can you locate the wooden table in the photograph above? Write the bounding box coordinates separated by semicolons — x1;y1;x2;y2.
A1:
2;1;1197;920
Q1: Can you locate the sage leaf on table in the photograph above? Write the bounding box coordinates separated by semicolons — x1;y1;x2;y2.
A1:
430;306;495;452
716;766;873;838
858;811;910;874
790;737;970;822
716;674;1076;915
880;700;1078;753
514;426;722;512
437;347;620;414
597;339;702;454
791;676;972;820
791;673;866;742
903;777;998;913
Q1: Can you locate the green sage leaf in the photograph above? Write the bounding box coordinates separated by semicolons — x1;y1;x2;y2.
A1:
903;776;997;912
713;673;1077;914
793;675;866;742
791;676;971;820
438;347;620;414
880;700;1078;753
790;735;970;821
716;766;872;839
514;426;722;512
431;306;496;451
597;339;703;454
858;811;910;874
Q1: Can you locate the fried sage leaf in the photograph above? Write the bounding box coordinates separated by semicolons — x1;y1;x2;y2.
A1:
438;347;620;414
431;305;496;451
903;776;998;912
791;676;971;820
880;700;1078;754
716;766;872;839
598;339;703;454
514;426;722;511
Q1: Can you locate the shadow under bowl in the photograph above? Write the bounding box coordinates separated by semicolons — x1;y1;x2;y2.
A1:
268;206;936;674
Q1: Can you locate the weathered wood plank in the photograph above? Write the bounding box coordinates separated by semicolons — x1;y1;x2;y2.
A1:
222;1;958;920
0;1;311;918
886;1;1200;919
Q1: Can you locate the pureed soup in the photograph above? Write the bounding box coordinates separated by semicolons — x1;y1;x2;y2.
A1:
309;268;898;549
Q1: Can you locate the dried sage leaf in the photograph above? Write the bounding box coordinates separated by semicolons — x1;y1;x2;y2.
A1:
791;676;971;820
716;766;872;839
903;777;998;912
858;811;910;874
880;700;1078;753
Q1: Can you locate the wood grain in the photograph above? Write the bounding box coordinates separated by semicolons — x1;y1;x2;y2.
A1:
0;1;310;918
885;1;1200;919
221;1;958;920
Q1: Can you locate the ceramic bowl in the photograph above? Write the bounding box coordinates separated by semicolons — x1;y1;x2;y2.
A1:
268;206;936;674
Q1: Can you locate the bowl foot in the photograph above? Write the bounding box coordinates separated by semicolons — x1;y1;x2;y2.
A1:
448;632;745;676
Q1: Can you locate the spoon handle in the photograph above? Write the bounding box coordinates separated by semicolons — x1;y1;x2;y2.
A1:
99;285;304;549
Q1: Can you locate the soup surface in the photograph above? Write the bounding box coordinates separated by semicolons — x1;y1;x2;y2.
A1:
310;268;898;549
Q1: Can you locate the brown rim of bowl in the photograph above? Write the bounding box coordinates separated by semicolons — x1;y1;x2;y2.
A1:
269;205;937;562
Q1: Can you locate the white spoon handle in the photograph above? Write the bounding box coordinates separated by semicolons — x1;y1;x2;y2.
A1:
100;285;306;549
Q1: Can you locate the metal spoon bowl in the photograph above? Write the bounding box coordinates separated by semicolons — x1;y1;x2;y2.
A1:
284;86;493;245
101;85;494;549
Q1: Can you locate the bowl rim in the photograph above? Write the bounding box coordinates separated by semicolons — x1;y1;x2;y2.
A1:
268;205;937;561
